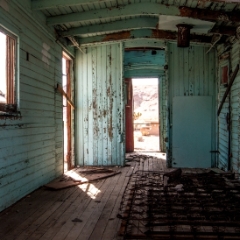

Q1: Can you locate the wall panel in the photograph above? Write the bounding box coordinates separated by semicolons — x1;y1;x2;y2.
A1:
0;2;64;211
168;43;216;167
217;42;240;173
76;43;124;166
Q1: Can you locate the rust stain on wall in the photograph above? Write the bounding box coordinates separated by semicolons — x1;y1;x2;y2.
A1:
151;29;176;40
102;31;131;42
108;75;113;141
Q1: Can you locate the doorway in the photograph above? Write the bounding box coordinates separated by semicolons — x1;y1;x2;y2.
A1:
62;53;72;172
132;78;160;152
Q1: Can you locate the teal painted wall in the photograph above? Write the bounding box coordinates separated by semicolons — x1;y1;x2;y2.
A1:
217;45;230;170
75;43;125;166
168;43;217;167
217;42;240;173
0;1;64;211
124;49;165;78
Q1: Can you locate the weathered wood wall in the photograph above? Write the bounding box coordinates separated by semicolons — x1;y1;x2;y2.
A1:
217;42;240;173
75;43;125;166
0;1;65;211
124;49;165;78
168;43;217;167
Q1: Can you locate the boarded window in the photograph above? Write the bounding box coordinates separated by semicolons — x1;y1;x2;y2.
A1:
0;29;17;113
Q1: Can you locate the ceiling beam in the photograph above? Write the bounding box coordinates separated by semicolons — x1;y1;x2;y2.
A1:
179;7;240;23
47;3;179;26
31;0;112;10
124;39;166;49
210;25;236;35
47;3;240;26
75;29;212;46
60;17;158;37
32;0;240;11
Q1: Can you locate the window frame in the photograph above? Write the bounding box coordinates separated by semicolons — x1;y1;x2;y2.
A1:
0;25;19;115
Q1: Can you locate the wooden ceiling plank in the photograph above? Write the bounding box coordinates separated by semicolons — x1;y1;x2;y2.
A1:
32;0;113;10
60;17;159;37
76;29;212;46
47;3;180;25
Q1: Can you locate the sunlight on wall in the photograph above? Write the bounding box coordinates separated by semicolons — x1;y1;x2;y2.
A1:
65;170;101;199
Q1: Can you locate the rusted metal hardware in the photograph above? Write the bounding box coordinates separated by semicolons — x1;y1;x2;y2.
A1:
176;24;192;48
118;169;240;239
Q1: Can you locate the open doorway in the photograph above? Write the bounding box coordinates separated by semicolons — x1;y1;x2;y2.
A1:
133;78;160;152
62;53;72;172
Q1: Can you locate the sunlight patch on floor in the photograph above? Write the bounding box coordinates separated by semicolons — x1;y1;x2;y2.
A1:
78;183;101;199
65;170;101;199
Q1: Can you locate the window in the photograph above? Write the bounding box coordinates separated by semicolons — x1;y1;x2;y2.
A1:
0;28;17;114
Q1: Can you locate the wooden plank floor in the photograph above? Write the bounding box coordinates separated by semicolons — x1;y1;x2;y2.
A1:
0;152;167;240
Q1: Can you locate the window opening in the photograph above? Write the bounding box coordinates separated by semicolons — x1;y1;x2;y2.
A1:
0;29;18;115
62;54;72;172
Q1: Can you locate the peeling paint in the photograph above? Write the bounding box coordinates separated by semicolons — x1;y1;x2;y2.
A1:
102;31;131;42
151;29;176;40
76;44;123;166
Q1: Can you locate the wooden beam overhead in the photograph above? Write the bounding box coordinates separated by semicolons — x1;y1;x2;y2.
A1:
179;7;240;23
31;0;112;10
47;3;240;26
47;3;179;26
60;17;158;37
75;29;212;46
210;25;236;35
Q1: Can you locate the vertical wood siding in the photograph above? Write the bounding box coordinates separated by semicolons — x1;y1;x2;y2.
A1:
168;43;216;167
0;2;63;211
124;50;165;78
76;44;124;166
217;45;230;170
217;42;240;173
230;43;240;173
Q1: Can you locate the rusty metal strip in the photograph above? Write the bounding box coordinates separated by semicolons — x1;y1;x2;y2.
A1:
118;169;240;239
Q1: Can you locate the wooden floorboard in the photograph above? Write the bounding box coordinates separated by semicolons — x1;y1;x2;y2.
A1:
0;153;167;240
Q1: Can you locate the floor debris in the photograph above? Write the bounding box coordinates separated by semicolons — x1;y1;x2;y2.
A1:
118;170;240;239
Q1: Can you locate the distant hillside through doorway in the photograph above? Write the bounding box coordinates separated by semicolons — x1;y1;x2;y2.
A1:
132;78;158;121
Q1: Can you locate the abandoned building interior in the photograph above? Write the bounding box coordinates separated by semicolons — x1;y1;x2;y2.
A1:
1;0;240;239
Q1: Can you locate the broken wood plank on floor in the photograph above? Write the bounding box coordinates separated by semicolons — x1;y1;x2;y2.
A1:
44;167;121;190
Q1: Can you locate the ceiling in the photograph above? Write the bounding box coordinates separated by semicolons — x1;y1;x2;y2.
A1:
31;0;240;48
